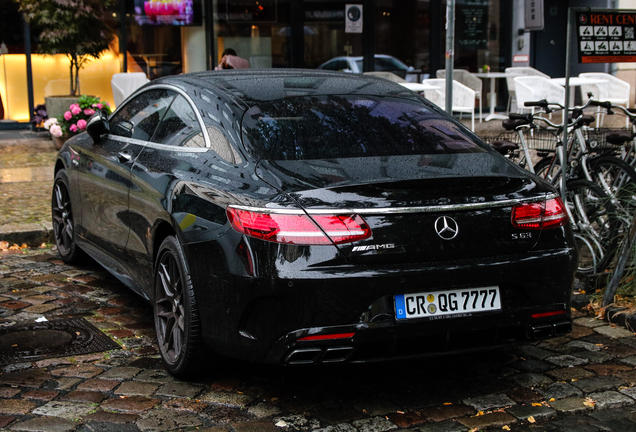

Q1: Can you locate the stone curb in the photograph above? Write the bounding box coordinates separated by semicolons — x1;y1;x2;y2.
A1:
572;293;636;334
0;227;54;247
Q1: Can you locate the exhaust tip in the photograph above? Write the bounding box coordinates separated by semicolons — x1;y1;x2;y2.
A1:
321;346;355;363
285;348;322;365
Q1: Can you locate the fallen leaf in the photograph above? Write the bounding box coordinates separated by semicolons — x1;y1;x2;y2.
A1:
550;398;555;402
502;426;511;431
275;420;287;427
528;416;536;423
0;241;8;250
531;403;542;407
443;402;452;405
584;398;595;408
397;411;405;414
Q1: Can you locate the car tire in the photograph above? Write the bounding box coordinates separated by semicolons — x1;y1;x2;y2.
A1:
51;169;86;264
153;235;203;378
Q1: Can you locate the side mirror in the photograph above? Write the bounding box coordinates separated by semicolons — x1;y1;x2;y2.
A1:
86;110;110;141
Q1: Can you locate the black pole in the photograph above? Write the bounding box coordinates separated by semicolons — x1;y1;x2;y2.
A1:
362;0;376;72
119;0;127;72
24;17;35;129
204;0;215;70
290;0;304;68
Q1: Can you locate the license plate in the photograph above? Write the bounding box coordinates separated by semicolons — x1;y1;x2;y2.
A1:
395;286;501;320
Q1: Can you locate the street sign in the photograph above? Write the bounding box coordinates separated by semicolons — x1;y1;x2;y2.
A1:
345;4;363;33
576;10;636;63
525;0;544;31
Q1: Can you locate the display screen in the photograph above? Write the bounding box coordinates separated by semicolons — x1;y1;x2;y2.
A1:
134;0;202;26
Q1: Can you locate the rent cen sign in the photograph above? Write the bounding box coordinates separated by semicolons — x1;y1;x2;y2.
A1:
577;10;636;63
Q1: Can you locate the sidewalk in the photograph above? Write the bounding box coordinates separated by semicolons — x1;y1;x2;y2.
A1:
0;130;57;248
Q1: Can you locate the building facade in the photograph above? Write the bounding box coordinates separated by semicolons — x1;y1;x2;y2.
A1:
0;0;619;124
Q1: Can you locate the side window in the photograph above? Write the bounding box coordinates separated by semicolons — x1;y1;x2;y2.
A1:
321;60;350;71
207;127;242;164
151;95;203;147
109;90;175;141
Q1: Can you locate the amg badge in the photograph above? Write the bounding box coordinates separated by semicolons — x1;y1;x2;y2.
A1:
352;244;395;252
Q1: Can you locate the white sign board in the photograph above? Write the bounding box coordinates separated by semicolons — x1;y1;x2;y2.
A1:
345;4;363;33
525;0;544;31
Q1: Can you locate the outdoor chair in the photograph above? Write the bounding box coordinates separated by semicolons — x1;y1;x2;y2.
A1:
579;72;630;126
363;71;407;83
111;72;150;108
505;67;550;112
513;76;565;116
436;69;482;122
423;78;476;131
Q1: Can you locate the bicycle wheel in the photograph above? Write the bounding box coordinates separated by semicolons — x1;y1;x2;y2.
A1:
565;179;620;275
589;156;636;225
534;155;561;184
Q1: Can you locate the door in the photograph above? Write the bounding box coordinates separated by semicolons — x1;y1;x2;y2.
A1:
75;88;175;260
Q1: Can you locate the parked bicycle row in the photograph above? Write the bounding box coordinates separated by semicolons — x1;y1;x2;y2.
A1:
483;96;636;276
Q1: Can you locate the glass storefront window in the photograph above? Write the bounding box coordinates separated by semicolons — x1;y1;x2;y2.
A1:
304;0;363;69
216;0;292;69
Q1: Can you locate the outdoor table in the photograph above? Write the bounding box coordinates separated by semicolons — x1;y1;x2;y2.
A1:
474;72;515;121
398;82;439;92
551;77;608;107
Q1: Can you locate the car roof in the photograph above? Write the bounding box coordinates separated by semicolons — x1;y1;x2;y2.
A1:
152;69;419;109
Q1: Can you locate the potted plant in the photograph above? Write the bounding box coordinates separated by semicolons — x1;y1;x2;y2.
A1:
18;0;115;119
44;95;111;149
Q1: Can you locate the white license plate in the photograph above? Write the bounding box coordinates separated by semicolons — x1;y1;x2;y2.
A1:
395;286;501;320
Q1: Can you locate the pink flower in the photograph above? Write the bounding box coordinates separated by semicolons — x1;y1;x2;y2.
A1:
64;111;73;121
84;108;95;116
77;119;87;130
69;103;80;110
96;103;103;110
71;106;82;116
49;124;63;138
70;124;78;133
92;103;97;108
104;101;110;106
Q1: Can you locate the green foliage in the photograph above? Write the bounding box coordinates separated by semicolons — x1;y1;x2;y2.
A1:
17;0;116;96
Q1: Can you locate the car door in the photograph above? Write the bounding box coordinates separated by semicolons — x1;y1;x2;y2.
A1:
75;88;175;262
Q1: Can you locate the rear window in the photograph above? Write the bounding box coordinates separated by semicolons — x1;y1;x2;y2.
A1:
241;95;487;160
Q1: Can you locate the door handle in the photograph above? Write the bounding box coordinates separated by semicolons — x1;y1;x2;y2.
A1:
117;151;132;163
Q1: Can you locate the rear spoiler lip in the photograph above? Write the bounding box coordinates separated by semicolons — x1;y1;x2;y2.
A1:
228;193;557;216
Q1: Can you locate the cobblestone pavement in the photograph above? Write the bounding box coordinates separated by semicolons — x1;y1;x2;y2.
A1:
0;247;634;431
0;138;56;238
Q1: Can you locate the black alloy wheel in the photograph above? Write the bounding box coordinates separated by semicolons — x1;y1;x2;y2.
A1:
154;236;202;377
51;170;85;263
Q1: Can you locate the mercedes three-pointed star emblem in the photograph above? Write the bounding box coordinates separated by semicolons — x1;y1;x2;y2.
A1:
434;216;459;240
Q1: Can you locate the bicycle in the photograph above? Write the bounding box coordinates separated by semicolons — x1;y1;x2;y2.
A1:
490;100;625;274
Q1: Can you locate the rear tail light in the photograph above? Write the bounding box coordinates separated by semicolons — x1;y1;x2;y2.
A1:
512;197;568;230
226;208;372;245
298;332;356;341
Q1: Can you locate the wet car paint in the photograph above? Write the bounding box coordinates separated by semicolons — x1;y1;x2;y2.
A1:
55;70;577;366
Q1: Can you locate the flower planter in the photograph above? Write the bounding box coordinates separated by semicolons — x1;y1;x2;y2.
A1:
45;96;80;121
44;95;96;120
53;135;68;150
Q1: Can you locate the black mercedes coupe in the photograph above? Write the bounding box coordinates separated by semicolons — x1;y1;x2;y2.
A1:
52;70;577;377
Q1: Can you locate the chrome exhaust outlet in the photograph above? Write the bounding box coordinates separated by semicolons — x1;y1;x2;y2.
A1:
553;321;572;336
285;348;322;365
531;324;553;339
321;346;355;363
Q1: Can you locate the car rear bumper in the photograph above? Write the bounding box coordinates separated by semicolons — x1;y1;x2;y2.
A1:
188;243;577;365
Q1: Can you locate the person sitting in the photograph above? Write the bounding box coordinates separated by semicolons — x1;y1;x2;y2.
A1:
215;49;250;70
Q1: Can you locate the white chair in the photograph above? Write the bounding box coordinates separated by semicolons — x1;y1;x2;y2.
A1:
505;67;550;112
513;76;565;116
423;78;476;131
436;69;482;122
579;72;630;126
363;71;407;83
111;72;150;108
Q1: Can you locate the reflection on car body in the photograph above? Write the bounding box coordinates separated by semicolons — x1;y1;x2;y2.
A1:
52;70;577;378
